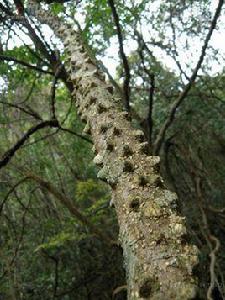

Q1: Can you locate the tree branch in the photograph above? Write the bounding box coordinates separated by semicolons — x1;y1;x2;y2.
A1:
107;0;130;111
50;63;63;120
0;55;54;75
58;126;92;144
153;0;224;155
137;42;155;145
0;100;43;120
1;2;73;92
148;74;155;145
0;119;59;170
27;173;115;245
0;177;29;214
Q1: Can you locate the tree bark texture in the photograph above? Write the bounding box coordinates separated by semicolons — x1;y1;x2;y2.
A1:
32;6;199;299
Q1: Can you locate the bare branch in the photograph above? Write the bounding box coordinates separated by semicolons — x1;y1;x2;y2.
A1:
168;3;189;81
148;74;155;145
137;42;155;145
0;3;73;92
27;173;115;245
58;126;92;144
0;177;29;214
50;63;63;119
196;177;221;300
0;54;54;75
0;195;30;280
208;235;220;300
40;249;59;298
0;119;59;170
153;0;224;155
0;100;43;120
107;0;131;111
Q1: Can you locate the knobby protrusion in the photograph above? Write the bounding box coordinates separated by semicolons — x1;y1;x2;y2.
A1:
30;7;200;298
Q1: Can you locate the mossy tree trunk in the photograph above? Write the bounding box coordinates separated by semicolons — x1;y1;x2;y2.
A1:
31;5;199;299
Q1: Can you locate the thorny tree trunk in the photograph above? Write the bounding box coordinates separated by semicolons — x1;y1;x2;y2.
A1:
32;6;199;299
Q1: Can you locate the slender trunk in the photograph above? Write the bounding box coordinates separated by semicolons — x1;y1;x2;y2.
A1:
31;6;199;299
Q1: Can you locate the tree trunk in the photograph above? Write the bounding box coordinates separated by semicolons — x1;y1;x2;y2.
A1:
31;5;199;299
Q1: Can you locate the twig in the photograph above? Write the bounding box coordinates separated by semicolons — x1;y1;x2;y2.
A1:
107;0;130;111
196;177;221;300
207;236;220;300
0;100;42;120
153;0;224;155
148;74;155;145
97;60;123;97
168;3;189;81
58;126;92;144
22;129;60;147
22;125;92;148
0;177;29;214
0;196;30;280
1;2;73;93
27;173;115;245
0;55;53;75
0;119;59;170
40;249;59;299
137;42;155;145
50;64;63;120
204;206;225;215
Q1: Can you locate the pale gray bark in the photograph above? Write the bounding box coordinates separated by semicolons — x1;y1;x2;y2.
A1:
31;6;199;299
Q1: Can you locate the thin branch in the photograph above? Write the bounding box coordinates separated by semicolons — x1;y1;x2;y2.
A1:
22;124;92;148
0;3;13;16
1;4;73;92
1;173;113;247
153;0;224;155
0;100;42;120
58;126;92;144
97;60;123;97
207;235;220;300
50;64;63;120
19;77;38;104
0;55;53;75
24;10;73;92
0;177;29;214
21;129;60;147
196;177;221;300
107;0;130;111
27;173;115;245
0;196;30;281
134;29;154;58
204;205;225;215
0;119;59;170
40;249;59;299
168;3;189;81
148;74;155;145
137;43;155;145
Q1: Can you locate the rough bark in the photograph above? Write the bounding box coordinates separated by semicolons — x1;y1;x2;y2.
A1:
31;6;199;299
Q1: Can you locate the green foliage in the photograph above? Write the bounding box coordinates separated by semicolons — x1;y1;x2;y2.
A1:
76;179;108;205
35;228;82;252
50;3;64;15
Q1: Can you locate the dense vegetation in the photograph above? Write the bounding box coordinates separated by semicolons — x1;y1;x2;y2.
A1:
1;0;225;299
